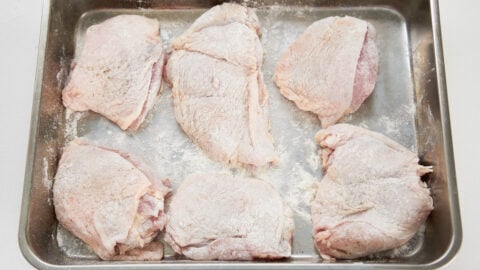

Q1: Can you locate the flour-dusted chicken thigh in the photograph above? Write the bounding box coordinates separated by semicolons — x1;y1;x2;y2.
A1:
274;16;378;127
63;15;164;131
164;173;294;260
311;124;433;259
166;3;276;168
53;139;171;260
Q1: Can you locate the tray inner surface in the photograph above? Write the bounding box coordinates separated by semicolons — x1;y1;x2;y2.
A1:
25;0;456;267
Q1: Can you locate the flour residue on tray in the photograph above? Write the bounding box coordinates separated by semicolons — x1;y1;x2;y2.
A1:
42;157;53;206
369;224;426;259
378;103;416;138
42;157;53;191
56;224;96;259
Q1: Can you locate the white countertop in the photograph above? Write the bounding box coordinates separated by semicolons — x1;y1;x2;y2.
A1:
1;0;478;268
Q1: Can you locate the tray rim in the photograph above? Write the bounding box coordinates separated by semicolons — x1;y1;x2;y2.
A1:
18;0;462;269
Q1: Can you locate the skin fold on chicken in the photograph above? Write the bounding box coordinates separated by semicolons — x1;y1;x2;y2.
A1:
311;124;433;260
62;15;164;131
274;16;378;127
165;3;277;168
53;139;171;260
164;173;294;260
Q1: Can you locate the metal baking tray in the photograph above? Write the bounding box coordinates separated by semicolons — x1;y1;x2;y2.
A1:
19;0;461;269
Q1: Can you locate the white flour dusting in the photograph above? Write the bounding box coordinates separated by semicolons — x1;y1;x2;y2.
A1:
42;158;53;206
56;45;69;91
378;115;400;136
64;109;83;143
56;224;96;258
42;158;52;189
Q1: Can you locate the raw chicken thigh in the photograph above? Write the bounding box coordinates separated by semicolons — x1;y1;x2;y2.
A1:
311;124;433;259
53;139;171;260
63;15;164;131
166;3;276;168
274;16;378;127
164;173;294;260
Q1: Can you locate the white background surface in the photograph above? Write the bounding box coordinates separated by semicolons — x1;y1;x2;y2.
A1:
0;0;478;269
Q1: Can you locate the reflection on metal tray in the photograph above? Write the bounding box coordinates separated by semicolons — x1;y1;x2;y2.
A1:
19;0;461;269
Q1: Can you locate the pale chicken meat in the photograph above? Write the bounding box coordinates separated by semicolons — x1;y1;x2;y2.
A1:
63;15;164;131
311;124;434;259
53;139;171;260
274;16;378;127
166;3;276;167
164;173;294;260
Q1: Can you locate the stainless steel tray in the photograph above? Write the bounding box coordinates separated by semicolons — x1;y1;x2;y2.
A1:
19;0;461;269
